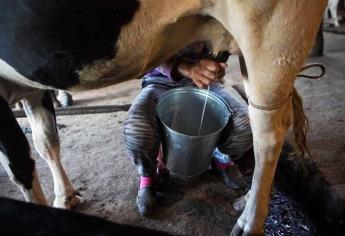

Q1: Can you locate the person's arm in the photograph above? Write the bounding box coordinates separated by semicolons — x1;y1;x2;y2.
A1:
155;42;205;81
157;57;227;87
156;42;228;87
155;56;182;81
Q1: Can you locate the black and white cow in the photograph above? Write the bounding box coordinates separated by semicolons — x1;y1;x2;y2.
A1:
0;1;326;235
0;197;170;236
0;0;142;209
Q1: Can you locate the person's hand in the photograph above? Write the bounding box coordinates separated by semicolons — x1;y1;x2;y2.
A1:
177;59;227;88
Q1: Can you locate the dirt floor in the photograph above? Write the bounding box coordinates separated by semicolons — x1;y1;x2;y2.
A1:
0;32;344;235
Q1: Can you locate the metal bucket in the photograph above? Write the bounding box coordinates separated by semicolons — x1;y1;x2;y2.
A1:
157;87;231;178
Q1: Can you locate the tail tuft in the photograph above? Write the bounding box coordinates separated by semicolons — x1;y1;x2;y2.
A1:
291;87;311;158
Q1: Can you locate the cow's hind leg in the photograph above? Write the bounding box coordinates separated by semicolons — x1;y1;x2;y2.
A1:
57;90;73;107
21;91;81;209
329;0;341;27
0;96;46;204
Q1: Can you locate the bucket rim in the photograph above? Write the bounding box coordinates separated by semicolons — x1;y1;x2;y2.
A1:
156;87;231;138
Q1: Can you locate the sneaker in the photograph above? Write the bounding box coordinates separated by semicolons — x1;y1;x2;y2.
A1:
218;164;246;190
136;186;156;216
212;148;246;189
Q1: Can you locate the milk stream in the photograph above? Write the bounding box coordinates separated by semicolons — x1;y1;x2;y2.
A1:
198;86;210;135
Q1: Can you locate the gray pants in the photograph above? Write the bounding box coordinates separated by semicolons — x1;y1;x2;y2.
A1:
123;77;252;177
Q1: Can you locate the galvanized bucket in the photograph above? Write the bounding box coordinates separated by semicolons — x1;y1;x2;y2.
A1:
157;87;231;178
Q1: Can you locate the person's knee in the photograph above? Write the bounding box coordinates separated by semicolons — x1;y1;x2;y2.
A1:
218;111;253;159
129;150;158;174
124;98;160;141
235;112;253;146
124;129;160;153
234;110;251;131
124;117;160;152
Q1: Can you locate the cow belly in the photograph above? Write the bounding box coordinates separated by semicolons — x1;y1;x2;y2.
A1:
0;0;140;90
0;59;50;90
0;66;39;105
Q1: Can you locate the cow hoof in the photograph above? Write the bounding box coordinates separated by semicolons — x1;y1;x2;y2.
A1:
230;223;263;236
233;194;248;213
136;187;156;217
54;192;83;209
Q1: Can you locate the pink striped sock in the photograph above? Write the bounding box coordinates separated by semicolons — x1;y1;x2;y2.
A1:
215;161;234;170
140;176;153;189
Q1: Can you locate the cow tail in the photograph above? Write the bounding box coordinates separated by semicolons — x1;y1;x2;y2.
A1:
276;144;345;235
291;87;311;158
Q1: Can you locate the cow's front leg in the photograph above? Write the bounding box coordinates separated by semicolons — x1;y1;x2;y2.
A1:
231;102;292;235
21;91;82;209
